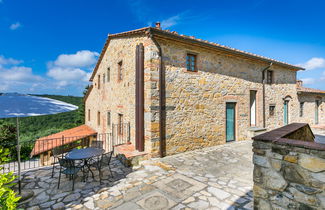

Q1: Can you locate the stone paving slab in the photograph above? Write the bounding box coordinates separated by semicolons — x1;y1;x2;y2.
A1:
20;140;253;210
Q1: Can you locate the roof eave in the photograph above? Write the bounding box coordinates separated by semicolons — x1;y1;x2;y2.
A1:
149;28;304;71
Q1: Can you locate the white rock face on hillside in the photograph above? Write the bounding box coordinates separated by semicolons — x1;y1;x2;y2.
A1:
0;94;78;118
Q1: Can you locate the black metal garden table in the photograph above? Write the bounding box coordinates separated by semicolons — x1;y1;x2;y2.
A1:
66;147;105;182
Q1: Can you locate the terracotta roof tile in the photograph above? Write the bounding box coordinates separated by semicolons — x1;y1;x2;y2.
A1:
31;125;97;156
297;87;325;94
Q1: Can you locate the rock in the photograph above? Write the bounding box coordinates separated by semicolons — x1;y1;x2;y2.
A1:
183;196;195;204
253;185;268;199
51;192;69;200
253;155;270;168
188;200;209;209
284;155;298;163
40;200;55;208
270;159;282;171
292;183;321;195
263;168;287;191
283;165;308;185
299;154;325;172
26;206;40;210
96;200;113;209
52;202;65;210
208;197;220;206
84;200;94;209
63;193;81;203
310;172;325;182
29;191;49;206
257;199;271;210
207;187;231;200
288;187;318;206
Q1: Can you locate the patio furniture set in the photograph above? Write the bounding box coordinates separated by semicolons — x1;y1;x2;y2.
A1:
51;141;114;190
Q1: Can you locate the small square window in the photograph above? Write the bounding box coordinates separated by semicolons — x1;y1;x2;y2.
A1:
107;68;110;82
97;111;101;126
269;105;275;116
267;70;273;84
118;61;123;81
107;111;111;127
186;54;197;72
118;113;123;135
300;102;304;117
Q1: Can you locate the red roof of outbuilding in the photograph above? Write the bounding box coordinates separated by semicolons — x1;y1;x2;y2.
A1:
31;125;97;156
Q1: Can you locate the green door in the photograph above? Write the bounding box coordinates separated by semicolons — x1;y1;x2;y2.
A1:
284;101;289;125
315;100;320;124
226;103;236;142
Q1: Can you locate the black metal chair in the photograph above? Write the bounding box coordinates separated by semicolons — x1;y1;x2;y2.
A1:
51;147;66;178
103;150;114;177
57;157;83;191
88;149;114;182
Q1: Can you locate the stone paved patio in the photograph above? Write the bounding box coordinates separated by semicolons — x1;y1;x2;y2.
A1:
20;140;253;210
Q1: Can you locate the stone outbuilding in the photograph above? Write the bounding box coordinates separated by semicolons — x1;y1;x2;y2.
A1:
84;24;324;157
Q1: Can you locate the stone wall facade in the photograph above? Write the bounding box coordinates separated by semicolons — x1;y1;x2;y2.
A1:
85;28;324;157
297;93;325;126
85;34;161;154
253;124;325;209
154;37;300;155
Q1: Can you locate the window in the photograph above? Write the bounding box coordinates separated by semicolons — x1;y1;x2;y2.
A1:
266;70;273;84
88;109;90;121
107;111;111;127
269;105;275;116
118;113;123;135
107;68;110;82
97;75;101;89
97;111;101;126
103;74;105;84
118;61;123;81
186;54;197;72
300;102;304;117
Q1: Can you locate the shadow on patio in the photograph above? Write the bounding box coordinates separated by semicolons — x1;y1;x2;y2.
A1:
17;157;133;209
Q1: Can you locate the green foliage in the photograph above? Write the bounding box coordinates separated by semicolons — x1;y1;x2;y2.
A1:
0;147;20;210
0;121;16;148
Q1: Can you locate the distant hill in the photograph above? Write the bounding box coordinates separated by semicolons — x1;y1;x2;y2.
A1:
0;94;84;142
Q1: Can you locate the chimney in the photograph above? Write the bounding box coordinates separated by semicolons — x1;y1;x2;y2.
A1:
155;22;161;29
296;80;303;88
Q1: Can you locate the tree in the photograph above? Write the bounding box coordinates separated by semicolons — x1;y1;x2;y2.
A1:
76;85;89;124
0;121;16;149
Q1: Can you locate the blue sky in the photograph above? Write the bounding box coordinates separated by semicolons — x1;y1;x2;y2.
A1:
0;0;325;96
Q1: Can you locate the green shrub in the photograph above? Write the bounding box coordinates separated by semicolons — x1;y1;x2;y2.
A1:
0;147;20;210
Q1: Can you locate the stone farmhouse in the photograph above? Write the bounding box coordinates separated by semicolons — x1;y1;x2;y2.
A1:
84;23;325;157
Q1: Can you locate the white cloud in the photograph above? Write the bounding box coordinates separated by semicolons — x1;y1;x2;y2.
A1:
0;55;22;66
9;22;21;30
301;78;316;85
53;50;99;68
0;66;41;82
161;15;182;28
46;50;97;87
298;57;325;70
47;67;89;82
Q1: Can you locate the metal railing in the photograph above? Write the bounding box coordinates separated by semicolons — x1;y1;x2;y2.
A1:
0;122;130;174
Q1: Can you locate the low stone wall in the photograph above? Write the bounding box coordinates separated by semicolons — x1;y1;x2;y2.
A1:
252;123;325;209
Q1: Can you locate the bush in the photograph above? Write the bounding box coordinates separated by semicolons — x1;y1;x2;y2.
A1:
0;147;20;210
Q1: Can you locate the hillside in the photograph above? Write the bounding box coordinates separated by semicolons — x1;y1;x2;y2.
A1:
0;94;84;142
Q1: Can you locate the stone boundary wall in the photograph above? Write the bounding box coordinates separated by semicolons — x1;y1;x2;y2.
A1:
252;123;325;209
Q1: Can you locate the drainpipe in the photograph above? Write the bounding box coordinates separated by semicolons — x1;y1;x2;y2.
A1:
262;63;273;128
148;28;165;157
